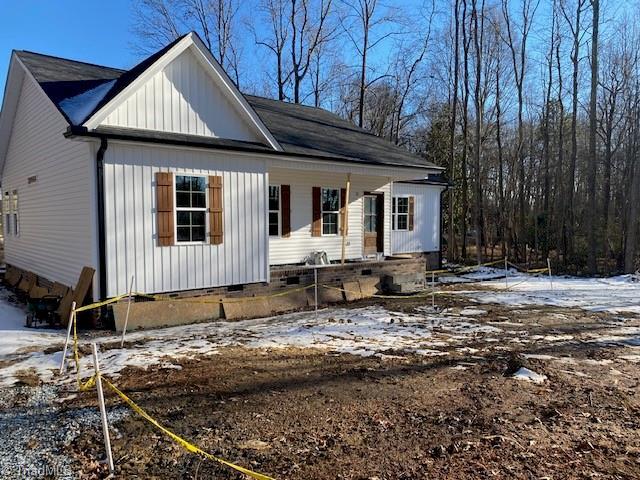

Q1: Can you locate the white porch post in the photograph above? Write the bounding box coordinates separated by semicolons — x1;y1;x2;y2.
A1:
341;173;351;264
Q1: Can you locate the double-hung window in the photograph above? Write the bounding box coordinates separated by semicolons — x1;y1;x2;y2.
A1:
269;185;280;236
392;197;409;231
175;175;206;242
3;191;10;236
11;190;18;236
321;188;340;235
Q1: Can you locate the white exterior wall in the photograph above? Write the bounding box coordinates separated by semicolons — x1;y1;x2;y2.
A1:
102;48;259;142
269;168;391;265
391;182;443;254
2;75;96;289
103;141;268;297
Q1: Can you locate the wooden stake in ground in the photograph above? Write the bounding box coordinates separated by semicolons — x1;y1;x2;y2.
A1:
547;257;553;291
314;266;318;319
504;256;508;289
431;271;435;309
340;173;351;264
91;343;115;474
59;301;76;374
120;276;135;348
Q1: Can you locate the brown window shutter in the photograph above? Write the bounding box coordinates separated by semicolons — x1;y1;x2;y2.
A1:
340;188;347;235
208;175;223;244
281;184;291;237
311;186;321;236
155;171;174;246
408;196;415;231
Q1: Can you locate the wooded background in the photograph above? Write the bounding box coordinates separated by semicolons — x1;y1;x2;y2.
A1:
133;0;640;274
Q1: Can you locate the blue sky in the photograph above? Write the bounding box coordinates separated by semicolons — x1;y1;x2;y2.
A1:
0;0;140;94
0;0;438;101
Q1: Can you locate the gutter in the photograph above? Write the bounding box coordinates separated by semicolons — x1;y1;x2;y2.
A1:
64;125;443;174
95;137;108;300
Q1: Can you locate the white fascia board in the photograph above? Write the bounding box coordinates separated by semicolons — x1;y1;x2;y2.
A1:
0;54;70;176
83;35;194;129
267;155;441;179
93;136;439;178
0;54;22;177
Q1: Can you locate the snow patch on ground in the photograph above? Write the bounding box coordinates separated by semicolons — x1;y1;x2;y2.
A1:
0;304;503;386
0;289;64;356
510;367;547;383
459;308;487;316
460;271;640;316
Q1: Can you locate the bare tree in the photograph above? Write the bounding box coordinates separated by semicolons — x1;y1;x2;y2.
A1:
501;0;539;262
471;0;486;264
541;0;557;258
448;0;461;261
132;0;242;84
586;0;599;274
339;0;397;128
289;0;336;103
255;0;291;100
132;0;183;53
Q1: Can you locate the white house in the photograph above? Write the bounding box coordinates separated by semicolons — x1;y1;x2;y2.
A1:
0;33;446;301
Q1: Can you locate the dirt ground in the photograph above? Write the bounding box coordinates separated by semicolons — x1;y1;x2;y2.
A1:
55;293;640;480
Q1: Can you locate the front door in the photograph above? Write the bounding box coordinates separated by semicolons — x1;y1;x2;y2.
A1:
363;193;384;255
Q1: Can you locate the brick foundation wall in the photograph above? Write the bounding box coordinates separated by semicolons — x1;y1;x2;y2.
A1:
159;257;426;300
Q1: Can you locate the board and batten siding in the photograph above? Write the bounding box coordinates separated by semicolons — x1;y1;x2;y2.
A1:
391;182;444;254
2;74;96;290
103;142;268;297
269;168;391;265
101;48;260;142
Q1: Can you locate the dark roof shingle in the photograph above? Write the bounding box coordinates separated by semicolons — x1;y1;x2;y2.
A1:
15;39;439;170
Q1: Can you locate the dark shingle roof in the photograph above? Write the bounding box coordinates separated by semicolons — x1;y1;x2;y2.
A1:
15;35;186;125
245;95;438;169
15;38;440;170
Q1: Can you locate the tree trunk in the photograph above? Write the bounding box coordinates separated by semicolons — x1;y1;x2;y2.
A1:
587;0;599;274
448;0;461;262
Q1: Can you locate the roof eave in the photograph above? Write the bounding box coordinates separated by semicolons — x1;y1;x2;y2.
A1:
65;125;441;173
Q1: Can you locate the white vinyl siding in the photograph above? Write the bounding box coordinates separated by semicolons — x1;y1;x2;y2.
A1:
391;183;443;254
268;168;391;265
101;48;260;142
103;142;268;296
2;75;96;290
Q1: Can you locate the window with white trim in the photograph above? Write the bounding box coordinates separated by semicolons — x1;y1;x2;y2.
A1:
392;197;409;231
175;175;206;242
321;188;340;235
11;190;18;236
3;191;10;236
269;185;280;236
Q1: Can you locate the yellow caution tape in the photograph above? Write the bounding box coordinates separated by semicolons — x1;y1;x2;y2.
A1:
320;284;448;300
506;261;549;274
147;283;316;304
102;377;275;480
73;311;81;388
425;268;451;275
524;267;550;274
454;258;506;274
79;374;96;392
74;293;130;313
74;284;318;313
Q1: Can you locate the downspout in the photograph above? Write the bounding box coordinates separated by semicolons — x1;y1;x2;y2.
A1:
96;137;108;300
